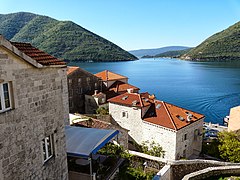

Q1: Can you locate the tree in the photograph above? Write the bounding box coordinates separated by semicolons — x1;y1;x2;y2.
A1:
140;141;165;158
218;131;240;163
96;107;109;115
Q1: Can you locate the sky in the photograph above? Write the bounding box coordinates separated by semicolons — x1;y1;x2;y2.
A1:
1;0;240;51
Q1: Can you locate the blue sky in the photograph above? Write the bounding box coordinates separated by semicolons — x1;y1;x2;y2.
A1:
1;0;240;50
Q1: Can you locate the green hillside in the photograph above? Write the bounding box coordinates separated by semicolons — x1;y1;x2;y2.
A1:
154;48;192;58
182;21;240;61
0;12;137;62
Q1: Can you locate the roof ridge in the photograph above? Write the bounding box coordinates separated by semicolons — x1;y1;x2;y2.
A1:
162;101;177;131
106;70;109;81
103;70;129;79
164;101;205;117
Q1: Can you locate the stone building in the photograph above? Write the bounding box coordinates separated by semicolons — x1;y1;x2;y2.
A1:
228;105;240;132
67;66;101;113
95;70;128;89
108;92;204;160
0;35;68;179
85;70;139;113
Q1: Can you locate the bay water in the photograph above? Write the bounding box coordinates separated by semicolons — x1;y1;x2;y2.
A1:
69;58;240;124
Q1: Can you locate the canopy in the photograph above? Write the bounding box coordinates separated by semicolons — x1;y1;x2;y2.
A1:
65;126;119;157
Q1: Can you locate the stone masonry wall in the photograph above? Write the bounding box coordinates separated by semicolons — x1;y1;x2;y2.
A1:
176;118;204;159
109;103;143;143
183;165;240;180
169;160;239;180
143;121;177;160
0;47;68;179
67;68;100;114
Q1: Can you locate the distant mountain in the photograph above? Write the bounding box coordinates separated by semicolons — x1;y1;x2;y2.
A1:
153;48;192;58
181;21;240;61
129;46;190;58
0;12;137;62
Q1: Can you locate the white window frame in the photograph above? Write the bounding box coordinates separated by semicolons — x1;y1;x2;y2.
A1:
0;82;12;113
42;134;54;163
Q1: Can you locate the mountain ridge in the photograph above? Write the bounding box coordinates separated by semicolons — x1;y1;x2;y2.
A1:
0;12;137;62
181;21;240;61
129;46;190;58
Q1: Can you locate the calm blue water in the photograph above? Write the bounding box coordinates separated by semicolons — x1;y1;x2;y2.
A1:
69;58;240;124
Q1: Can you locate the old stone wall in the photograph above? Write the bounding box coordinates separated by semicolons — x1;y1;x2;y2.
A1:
176;118;204;159
169;160;239;180
109;103;143;143
105;78;128;89
67;68;101;114
85;95;99;114
142;121;177;160
0;47;68;179
183;165;240;180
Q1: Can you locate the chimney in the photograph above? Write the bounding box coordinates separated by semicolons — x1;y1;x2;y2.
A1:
127;88;134;93
187;114;193;122
149;94;155;100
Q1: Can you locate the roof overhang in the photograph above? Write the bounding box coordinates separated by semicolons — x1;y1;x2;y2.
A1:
65;126;119;158
0;35;66;68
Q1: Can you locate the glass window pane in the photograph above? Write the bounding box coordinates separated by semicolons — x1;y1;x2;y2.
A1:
3;83;10;108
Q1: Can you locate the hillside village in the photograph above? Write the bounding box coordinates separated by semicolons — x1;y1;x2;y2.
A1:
0;34;240;179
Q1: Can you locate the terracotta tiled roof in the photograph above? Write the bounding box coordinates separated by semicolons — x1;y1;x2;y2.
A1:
108;92;153;108
103;91;119;100
108;81;139;93
95;70;128;81
10;42;66;66
67;66;79;75
76;118;111;129
143;101;204;130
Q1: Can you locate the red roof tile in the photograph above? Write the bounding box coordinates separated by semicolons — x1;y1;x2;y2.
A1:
108;81;139;93
95;70;127;81
10;42;66;66
143;100;204;130
67;66;79;75
108;92;153;108
76;118;111;129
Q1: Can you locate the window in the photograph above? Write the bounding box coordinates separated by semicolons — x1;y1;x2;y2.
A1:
0;82;12;113
86;77;90;85
78;88;83;95
101;98;106;103
68;79;72;85
122;111;128;118
78;78;82;84
42;134;54;162
94;82;98;89
184;134;187;141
